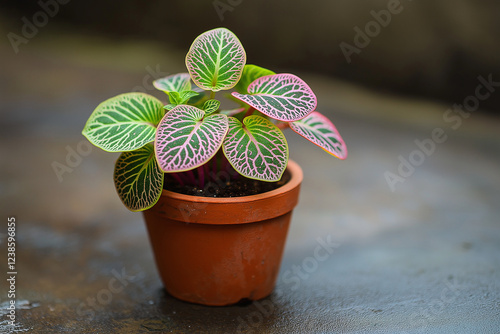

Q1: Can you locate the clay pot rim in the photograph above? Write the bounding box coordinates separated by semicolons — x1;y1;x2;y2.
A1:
160;159;303;204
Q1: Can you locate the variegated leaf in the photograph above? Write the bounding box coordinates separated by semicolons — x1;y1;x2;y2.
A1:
113;144;163;212
223;115;288;181
82;93;164;152
153;73;191;94
186;28;246;92
168;90;199;106
231;73;317;122
181;91;200;102
290;111;347;159
234;64;275;94
202;99;221;115
155;105;229;172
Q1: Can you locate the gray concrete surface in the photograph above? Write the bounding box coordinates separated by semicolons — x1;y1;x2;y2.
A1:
1;34;499;333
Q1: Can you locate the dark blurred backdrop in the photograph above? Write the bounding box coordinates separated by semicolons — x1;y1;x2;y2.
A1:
2;0;500;111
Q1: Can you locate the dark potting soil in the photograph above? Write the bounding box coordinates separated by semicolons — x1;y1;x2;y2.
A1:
163;171;291;198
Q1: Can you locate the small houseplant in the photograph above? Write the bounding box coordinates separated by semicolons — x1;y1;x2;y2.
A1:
82;28;347;305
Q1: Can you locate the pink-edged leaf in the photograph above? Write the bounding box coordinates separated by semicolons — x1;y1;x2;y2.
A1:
289;111;347;159
186;28;246;92
231;73;317;122
234;64;275;94
223;115;288;182
155;105;229;172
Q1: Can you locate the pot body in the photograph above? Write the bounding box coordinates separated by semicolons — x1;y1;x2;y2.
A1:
143;160;303;306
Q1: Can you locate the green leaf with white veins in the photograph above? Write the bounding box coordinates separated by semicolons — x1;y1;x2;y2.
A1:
223;115;288;182
186;28;246;92
180;90;200;102
202;99;221;115
82;93;164;152
168;91;199;106
153;73;191;94
113;143;163;212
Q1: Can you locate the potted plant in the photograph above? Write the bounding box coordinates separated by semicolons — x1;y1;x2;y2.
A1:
82;27;347;306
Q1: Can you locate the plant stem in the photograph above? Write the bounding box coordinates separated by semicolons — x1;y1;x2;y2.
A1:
197;165;205;189
182;173;192;184
222;153;228;171
243;106;256;118
203;162;210;183
186;170;196;186
210;91;215;100
212;155;217;181
171;173;185;186
276;122;289;130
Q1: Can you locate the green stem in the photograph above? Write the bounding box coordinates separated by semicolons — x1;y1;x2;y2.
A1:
209;91;216;99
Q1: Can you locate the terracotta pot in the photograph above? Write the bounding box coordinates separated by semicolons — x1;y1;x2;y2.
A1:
142;160;303;306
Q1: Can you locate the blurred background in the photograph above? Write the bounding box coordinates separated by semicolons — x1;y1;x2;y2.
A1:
3;0;500;110
3;0;500;109
1;1;499;333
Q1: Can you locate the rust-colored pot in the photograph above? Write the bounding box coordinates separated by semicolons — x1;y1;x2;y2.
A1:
142;160;303;306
